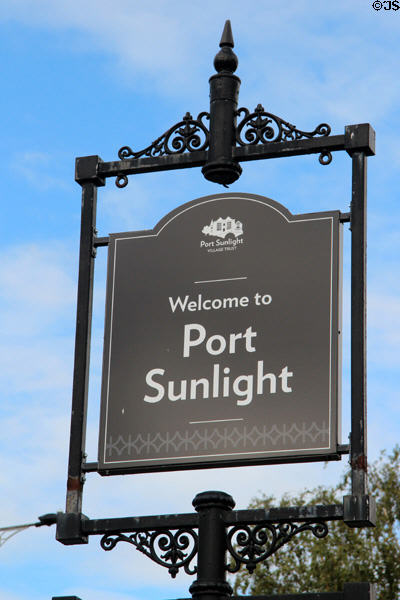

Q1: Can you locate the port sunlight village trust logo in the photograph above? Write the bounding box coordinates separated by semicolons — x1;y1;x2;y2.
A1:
200;216;244;253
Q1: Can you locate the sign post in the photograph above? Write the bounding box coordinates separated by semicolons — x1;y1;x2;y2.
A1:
56;20;376;600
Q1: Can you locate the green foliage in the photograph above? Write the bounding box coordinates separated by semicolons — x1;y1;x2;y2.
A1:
233;447;400;600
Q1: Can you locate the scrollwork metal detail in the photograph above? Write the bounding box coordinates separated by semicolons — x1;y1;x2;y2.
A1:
100;528;198;578
118;112;210;161
114;104;332;187
319;151;332;165
226;521;328;574
236;104;331;146
115;173;129;188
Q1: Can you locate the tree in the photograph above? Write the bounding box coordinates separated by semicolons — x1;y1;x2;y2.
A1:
233;446;400;600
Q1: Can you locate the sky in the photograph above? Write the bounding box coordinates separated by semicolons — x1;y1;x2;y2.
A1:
0;1;399;599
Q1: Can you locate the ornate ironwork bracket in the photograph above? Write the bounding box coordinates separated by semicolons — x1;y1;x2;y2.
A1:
115;105;332;188
226;521;329;574
100;528;198;578
97;519;330;578
236;104;331;144
116;111;210;188
118;111;210;160
236;103;331;167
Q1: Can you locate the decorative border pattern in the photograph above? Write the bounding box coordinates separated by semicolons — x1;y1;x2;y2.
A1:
106;421;329;459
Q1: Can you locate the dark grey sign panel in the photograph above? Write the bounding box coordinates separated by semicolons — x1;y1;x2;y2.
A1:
98;193;342;473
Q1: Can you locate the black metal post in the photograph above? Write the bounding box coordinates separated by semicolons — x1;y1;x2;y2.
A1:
350;150;368;497
66;181;96;515
190;491;235;600
59;156;105;544
342;125;376;527
202;20;242;185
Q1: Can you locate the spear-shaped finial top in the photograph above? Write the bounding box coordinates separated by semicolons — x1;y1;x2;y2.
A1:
214;20;238;74
203;19;242;186
220;19;234;48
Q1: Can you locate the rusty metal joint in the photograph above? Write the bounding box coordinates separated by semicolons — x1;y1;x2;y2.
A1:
67;475;84;492
351;454;368;472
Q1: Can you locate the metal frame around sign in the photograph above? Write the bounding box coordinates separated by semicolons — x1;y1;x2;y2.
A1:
56;19;376;600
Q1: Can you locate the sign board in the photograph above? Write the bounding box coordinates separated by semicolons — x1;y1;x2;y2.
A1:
98;193;342;473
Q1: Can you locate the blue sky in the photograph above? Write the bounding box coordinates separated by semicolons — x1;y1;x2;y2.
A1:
0;1;399;599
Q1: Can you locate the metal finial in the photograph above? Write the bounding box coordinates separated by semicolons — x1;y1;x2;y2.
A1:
220;20;234;48
202;19;241;185
214;20;238;74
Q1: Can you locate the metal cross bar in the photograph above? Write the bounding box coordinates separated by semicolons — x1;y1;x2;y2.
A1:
77;132;374;184
56;493;374;577
76;503;345;537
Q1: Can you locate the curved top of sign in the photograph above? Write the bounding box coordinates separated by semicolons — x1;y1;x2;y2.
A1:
118;192;335;239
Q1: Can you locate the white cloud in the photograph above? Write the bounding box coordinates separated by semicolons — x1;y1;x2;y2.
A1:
0;592;26;600
10;152;70;191
0;243;76;335
1;0;399;123
0;409;70;522
368;291;400;367
0;339;73;394
100;184;155;234
0;243;77;525
0;243;76;393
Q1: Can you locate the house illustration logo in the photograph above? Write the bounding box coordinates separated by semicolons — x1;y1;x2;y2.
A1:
202;217;243;239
